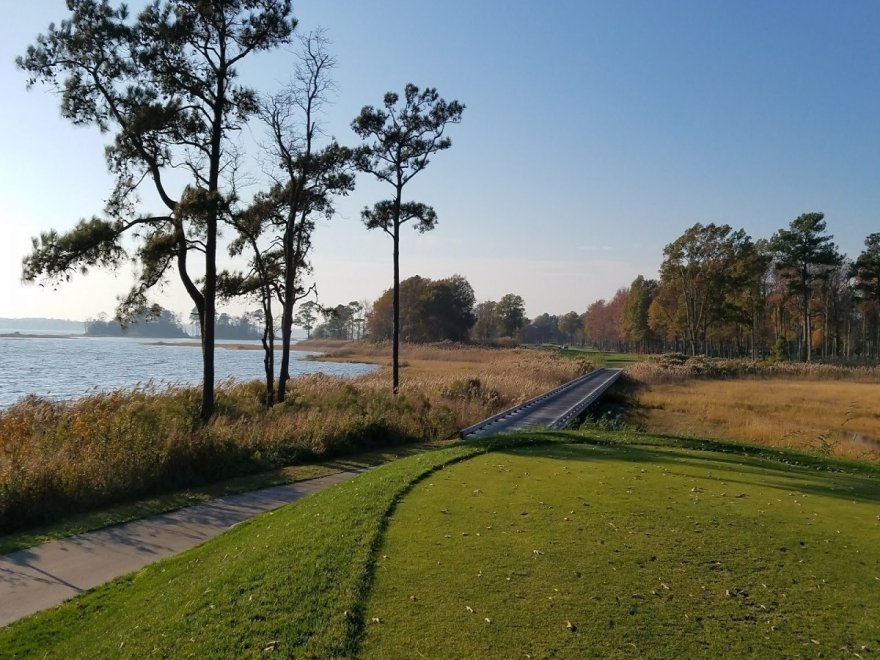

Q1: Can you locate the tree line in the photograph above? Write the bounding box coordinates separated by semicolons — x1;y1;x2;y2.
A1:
336;212;878;366
86;306;263;339
580;213;880;361
19;1;463;415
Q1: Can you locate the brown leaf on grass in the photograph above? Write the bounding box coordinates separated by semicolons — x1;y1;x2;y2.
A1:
371;617;382;624
466;605;475;613
263;641;279;652
566;620;578;632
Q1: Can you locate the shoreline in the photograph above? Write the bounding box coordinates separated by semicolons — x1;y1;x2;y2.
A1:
0;332;79;339
147;340;311;351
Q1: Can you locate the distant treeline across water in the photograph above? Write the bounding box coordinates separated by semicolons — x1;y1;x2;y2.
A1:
84;307;261;340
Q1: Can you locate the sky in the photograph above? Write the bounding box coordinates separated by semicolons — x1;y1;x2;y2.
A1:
0;0;878;321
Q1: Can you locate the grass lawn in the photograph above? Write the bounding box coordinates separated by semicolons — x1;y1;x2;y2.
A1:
2;432;878;658
361;436;880;658
549;345;647;369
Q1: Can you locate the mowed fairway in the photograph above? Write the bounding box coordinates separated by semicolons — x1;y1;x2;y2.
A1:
362;441;880;658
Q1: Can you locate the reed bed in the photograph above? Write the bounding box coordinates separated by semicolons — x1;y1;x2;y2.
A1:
0;345;590;533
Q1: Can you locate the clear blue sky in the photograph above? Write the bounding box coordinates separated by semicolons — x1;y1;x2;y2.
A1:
1;1;878;320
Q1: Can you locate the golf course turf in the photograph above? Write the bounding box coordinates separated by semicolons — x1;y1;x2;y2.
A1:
1;432;878;658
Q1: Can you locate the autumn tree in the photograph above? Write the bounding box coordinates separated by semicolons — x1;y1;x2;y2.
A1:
647;283;686;352
770;213;841;361
621;276;657;352
583;300;610;349
352;84;464;392
660;223;751;355
18;0;295;420
368;275;476;343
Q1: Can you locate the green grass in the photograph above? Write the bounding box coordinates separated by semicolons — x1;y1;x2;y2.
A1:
567;348;646;368
534;344;647;368
0;442;487;658
361;435;880;658
0;444;430;556
2;432;878;658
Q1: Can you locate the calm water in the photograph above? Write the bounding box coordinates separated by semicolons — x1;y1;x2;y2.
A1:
0;334;376;408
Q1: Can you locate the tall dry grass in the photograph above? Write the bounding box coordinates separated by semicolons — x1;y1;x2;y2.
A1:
627;352;880;384
0;345;591;533
625;354;880;463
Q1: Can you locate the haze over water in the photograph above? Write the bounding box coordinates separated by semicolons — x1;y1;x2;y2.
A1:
0;334;375;407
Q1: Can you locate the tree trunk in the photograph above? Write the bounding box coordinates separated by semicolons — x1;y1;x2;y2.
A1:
802;269;811;362
392;204;401;395
277;280;293;403
201;233;216;421
262;290;275;408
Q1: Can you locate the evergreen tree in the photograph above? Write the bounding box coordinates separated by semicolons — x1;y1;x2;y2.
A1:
770;213;841;361
352;84;464;393
18;0;295;420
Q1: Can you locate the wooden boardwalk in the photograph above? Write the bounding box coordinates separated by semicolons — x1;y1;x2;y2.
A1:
460;368;622;439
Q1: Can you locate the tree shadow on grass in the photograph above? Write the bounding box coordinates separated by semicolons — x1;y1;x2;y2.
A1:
487;431;880;506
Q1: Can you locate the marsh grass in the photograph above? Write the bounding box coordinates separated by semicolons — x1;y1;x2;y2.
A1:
628;352;880;384
0;345;589;533
630;378;880;463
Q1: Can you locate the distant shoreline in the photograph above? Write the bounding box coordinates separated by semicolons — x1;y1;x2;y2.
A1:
148;341;310;351
0;332;79;339
0;333;310;348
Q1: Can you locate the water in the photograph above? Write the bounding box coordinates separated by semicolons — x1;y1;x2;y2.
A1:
0;335;377;408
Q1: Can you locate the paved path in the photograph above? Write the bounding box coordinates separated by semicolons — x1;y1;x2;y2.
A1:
0;470;361;628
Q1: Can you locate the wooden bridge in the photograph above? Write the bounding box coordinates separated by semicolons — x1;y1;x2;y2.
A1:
460;367;623;439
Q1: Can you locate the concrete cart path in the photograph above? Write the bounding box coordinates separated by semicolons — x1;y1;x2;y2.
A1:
0;469;362;628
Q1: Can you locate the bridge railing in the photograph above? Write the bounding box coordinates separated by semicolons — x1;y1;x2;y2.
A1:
548;369;622;430
459;368;610;439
